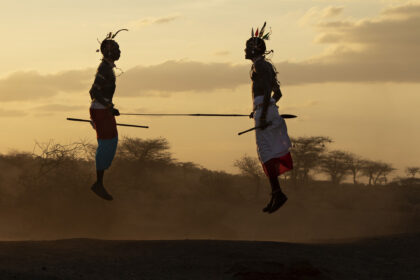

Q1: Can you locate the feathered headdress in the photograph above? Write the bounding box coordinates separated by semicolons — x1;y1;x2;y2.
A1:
250;22;271;40
96;28;128;52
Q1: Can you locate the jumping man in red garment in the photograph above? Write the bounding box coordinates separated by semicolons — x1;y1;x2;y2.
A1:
89;29;127;200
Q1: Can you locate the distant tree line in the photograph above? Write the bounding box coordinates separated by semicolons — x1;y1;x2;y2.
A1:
234;136;419;187
1;136;420;240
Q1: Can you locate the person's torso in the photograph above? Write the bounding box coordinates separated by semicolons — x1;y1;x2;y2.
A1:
251;59;276;99
90;61;116;101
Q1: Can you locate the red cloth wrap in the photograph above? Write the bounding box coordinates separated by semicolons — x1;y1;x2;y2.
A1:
262;152;293;178
90;108;118;139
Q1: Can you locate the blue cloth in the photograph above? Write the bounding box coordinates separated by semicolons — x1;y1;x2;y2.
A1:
96;136;118;170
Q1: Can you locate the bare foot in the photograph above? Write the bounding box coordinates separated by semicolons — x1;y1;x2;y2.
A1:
91;182;113;201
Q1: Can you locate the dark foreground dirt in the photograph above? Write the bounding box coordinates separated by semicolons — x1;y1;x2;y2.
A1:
0;234;419;280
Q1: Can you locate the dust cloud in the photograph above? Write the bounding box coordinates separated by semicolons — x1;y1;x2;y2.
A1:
0;137;419;242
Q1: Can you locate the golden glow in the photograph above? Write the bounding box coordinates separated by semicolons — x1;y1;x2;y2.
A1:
0;0;419;175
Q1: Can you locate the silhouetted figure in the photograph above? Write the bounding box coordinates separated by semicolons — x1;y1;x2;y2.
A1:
89;29;127;200
245;23;293;213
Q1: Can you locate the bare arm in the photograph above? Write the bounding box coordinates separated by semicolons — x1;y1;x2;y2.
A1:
272;84;282;103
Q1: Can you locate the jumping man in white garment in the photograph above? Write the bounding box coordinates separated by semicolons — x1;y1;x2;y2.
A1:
245;22;294;213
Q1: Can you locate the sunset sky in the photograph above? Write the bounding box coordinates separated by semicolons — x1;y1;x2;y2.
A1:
0;0;419;176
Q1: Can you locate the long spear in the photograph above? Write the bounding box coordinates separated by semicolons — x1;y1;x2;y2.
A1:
121;113;297;118
67;118;149;129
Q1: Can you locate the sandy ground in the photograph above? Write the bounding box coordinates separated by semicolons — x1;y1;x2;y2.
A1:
0;234;419;280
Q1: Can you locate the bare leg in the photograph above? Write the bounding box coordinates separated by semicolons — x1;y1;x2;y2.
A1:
91;169;113;201
97;169;104;185
269;176;281;192
262;176;287;213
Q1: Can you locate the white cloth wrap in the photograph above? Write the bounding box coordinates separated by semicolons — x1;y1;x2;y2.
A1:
253;96;291;163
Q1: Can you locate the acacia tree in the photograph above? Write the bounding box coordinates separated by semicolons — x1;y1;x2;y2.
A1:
347;154;366;184
362;160;395;185
234;155;264;197
117;136;173;165
32;139;93;177
405;167;420;178
362;160;382;186
375;163;395;185
319;150;352;185
289;136;332;185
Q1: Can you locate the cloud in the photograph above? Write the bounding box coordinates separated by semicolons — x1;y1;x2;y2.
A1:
299;6;343;26
128;15;180;30
117;60;248;95
214;50;231;56
33;104;85;112
1;3;420;102
299;7;322;26
381;3;420;18
0;69;93;101
323;6;344;17
0;108;26;117
286;2;420;84
0;61;249;101
120;2;420;89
